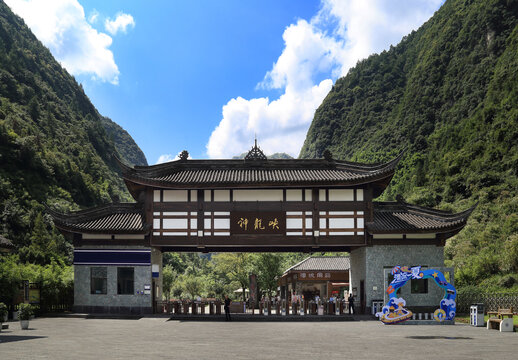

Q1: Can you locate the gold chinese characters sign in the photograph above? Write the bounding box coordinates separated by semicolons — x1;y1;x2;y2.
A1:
230;212;285;235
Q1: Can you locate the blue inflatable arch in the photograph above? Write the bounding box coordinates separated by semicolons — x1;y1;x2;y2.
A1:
376;266;456;324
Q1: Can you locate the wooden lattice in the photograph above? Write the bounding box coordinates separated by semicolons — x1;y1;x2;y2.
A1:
457;292;518;314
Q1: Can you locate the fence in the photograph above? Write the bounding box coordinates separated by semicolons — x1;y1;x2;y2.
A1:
456;292;518;314
9;286;73;315
157;298;350;316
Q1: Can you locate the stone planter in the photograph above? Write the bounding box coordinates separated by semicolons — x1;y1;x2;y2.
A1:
0;313;7;330
20;320;29;330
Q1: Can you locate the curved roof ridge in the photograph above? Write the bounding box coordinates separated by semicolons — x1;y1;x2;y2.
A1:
374;201;476;221
333;149;405;172
46;202;143;224
283;256;311;274
116;150;405;194
117;150;404;173
283;255;350;274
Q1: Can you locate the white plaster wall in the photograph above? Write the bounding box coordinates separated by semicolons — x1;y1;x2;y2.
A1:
233;189;283;201
163;190;188;202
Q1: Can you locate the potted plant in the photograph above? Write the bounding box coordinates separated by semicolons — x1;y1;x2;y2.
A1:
18;303;33;330
0;302;8;332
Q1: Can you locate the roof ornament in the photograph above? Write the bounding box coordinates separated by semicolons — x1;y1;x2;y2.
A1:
244;138;267;161
178;150;189;161
396;194;405;203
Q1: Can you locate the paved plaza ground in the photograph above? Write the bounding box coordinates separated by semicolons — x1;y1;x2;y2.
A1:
0;316;516;359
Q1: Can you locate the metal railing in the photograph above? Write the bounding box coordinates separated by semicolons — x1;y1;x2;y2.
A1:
157;298;352;316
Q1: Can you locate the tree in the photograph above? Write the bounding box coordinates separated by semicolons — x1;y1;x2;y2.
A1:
19;212;53;265
254;253;283;298
162;265;177;301
213;253;253;302
180;274;204;299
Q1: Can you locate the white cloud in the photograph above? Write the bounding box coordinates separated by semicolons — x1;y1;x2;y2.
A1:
319;0;444;77
207;0;443;158
156;154;175;164
105;13;135;35
88;9;99;24
4;0;135;85
155;152;192;164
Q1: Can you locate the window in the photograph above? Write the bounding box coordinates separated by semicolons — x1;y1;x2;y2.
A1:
117;267;134;295
411;279;428;294
90;267;107;294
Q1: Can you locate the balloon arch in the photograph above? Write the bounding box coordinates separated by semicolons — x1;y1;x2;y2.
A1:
376;266;456;324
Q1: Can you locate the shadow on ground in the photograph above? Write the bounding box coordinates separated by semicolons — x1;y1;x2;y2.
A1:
406;336;473;340
0;334;47;343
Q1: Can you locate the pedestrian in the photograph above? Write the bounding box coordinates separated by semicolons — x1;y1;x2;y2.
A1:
348;292;355;314
224;294;232;321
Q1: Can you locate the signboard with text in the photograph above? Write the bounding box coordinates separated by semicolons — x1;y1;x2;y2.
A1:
230;212;285;235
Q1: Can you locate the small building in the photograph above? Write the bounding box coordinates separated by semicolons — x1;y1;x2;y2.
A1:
279;256;350;300
0;235;15;254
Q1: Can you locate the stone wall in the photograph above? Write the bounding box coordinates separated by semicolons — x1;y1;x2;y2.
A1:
74;265;152;314
364;244;447;313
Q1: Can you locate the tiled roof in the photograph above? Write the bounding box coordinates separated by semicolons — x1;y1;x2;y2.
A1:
47;203;149;234
116;152;404;189
0;235;14;248
368;201;475;233
284;256;350;274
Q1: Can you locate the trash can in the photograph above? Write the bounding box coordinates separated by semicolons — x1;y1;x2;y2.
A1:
470;303;484;327
371;300;384;315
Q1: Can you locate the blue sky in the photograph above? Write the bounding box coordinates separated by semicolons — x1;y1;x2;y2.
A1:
6;0;444;163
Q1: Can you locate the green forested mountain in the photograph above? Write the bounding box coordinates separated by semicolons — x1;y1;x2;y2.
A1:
0;1;146;261
301;0;518;290
100;116;147;167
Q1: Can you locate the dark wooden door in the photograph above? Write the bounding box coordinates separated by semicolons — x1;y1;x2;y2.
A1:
152;280;156;314
360;280;365;314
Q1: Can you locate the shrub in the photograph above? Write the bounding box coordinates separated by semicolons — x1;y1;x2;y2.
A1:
0;302;8;320
18;303;34;321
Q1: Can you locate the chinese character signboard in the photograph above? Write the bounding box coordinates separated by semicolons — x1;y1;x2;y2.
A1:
231;212;285;235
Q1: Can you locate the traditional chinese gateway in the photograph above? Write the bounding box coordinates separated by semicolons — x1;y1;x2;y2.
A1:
48;143;474;315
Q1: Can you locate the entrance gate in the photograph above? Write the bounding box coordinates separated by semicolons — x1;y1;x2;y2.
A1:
48;144;472;315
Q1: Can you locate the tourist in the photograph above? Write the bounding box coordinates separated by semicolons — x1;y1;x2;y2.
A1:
224;295;231;321
348;292;355;314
